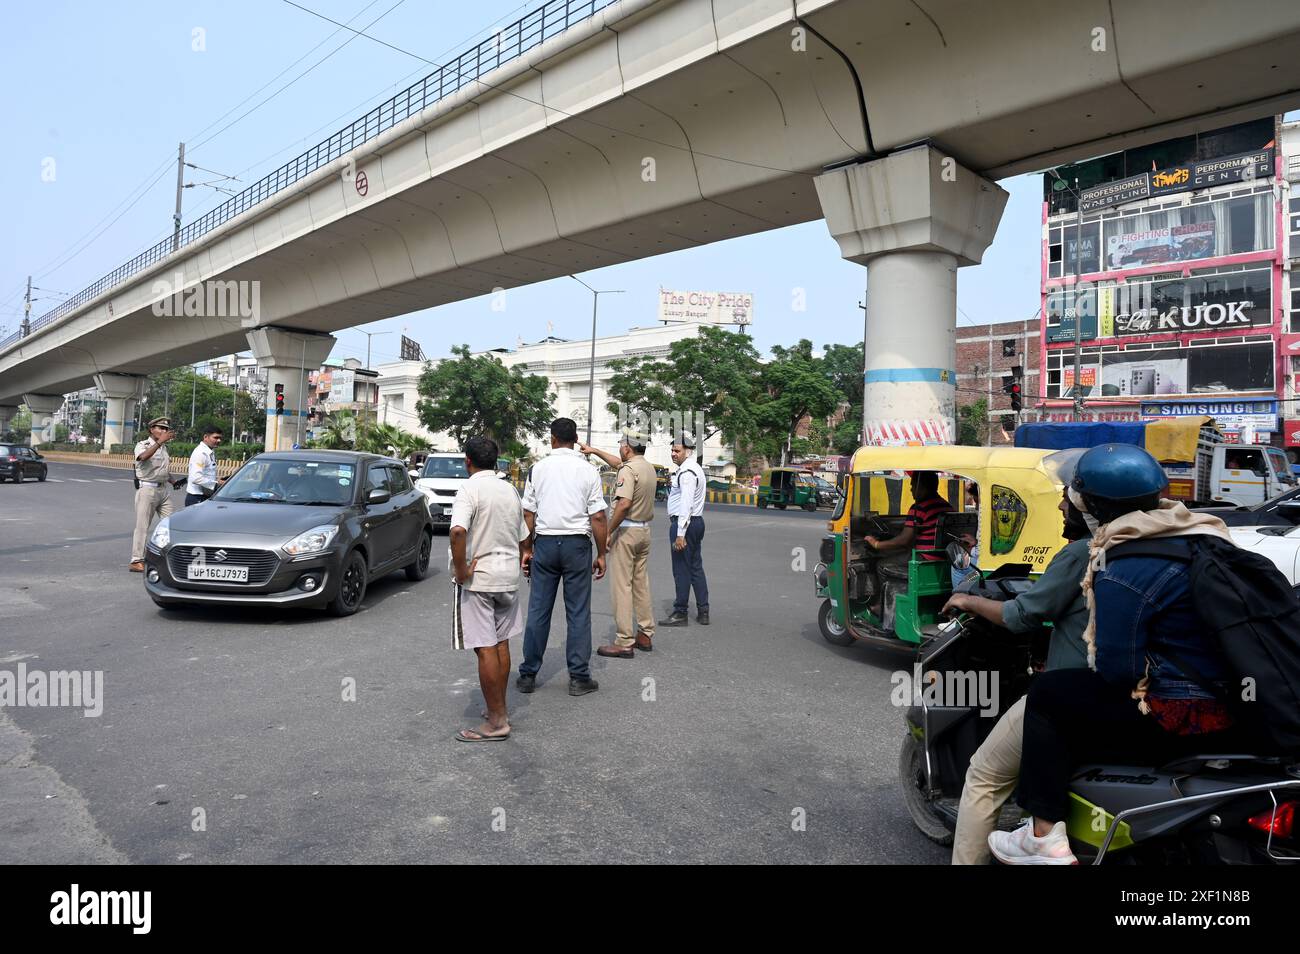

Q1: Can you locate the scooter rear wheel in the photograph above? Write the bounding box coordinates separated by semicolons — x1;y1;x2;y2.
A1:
899;734;955;846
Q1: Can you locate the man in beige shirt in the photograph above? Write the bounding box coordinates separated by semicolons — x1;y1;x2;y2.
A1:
130;417;184;572
581;430;657;657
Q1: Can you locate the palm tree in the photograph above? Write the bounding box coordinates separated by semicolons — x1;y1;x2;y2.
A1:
313;410;357;449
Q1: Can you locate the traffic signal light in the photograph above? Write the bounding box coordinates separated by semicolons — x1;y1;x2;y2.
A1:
274;382;284;416
1002;365;1023;413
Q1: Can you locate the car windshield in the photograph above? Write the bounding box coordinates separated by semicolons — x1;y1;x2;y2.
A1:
216;459;356;505
421;457;468;479
0;445;11;456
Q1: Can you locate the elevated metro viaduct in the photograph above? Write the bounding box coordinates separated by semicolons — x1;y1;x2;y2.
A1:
4;0;1300;448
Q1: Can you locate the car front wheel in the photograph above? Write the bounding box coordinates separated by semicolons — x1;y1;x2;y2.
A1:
328;550;369;616
38;467;47;482
405;529;432;581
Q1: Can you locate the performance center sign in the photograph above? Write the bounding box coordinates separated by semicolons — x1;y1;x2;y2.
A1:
658;289;753;326
1078;148;1274;213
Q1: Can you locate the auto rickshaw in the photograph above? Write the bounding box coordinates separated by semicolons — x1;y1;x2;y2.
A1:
813;446;1079;650
653;464;670;501
757;467;820;510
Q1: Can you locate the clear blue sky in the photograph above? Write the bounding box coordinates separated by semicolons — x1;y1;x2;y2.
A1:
0;0;1045;368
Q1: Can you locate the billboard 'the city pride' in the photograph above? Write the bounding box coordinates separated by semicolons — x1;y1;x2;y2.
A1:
657;289;753;325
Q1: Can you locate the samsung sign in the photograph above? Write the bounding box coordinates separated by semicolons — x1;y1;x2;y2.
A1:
1141;399;1278;432
1141;400;1276;416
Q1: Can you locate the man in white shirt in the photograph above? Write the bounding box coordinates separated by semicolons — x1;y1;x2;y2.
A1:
450;436;530;742
516;418;609;697
661;432;709;627
185;426;224;506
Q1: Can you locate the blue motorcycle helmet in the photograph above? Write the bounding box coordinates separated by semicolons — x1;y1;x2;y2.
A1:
1070;443;1168;524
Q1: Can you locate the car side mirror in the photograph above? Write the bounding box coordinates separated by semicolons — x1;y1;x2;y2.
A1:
367;489;391;505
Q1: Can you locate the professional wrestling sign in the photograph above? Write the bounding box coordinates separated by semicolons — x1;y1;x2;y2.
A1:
1079;173;1149;213
1078;148;1274;212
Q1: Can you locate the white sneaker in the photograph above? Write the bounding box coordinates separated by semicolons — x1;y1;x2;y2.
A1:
988;820;1078;865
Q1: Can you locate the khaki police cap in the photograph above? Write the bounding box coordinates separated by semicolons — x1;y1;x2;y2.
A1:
146;417;175;430
620;429;650;447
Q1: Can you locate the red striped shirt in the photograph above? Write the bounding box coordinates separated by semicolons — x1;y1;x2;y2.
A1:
905;495;954;555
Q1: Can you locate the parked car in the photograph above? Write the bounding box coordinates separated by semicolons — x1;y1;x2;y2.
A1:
1195;486;1300;527
0;444;48;483
811;476;840;509
1227;524;1300;585
143;451;433;616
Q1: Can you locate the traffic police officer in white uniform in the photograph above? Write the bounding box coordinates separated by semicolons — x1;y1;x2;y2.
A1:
130;417;183;572
661;432;709;626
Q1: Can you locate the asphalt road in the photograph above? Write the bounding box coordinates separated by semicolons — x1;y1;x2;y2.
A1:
0;460;949;864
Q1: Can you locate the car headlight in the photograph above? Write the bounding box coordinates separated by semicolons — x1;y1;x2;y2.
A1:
283;524;340;555
149;517;170;551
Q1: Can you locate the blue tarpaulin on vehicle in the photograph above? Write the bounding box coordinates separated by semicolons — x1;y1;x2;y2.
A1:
1013;421;1149;451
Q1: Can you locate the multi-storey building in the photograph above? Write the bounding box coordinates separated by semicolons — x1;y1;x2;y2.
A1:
954;319;1041;445
1037;117;1287;453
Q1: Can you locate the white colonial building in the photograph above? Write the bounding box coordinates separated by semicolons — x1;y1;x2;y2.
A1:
375;321;732;471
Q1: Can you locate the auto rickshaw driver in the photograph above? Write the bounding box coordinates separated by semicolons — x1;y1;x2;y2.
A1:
865;471;953;560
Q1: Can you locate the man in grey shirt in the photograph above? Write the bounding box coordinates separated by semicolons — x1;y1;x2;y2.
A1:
940;489;1092;864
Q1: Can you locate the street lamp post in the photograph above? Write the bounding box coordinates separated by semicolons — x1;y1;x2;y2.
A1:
353;328;393;430
569;276;624;446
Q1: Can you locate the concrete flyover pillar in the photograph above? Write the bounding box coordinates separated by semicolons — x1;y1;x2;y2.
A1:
247;327;336;451
93;373;149;453
815;145;1008;445
22;393;65;448
0;404;17;438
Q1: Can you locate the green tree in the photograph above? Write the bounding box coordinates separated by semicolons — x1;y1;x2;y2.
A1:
313;410;358;450
753;340;839;465
80;408;102;439
822;341;864;455
416;346;554;447
957;398;988;446
357;422;425;459
7;407;31;442
138;368;259;442
821;342;864;408
605;325;762;448
830;418;862;455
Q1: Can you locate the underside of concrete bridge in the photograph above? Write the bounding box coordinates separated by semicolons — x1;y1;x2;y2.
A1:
5;0;1300;443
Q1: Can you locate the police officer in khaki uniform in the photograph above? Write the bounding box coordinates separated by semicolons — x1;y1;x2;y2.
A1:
130;417;184;572
580;431;657;657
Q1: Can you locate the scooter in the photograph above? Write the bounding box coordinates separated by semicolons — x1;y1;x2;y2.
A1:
899;556;1300;864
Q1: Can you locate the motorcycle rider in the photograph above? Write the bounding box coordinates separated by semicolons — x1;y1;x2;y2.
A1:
940;477;1092;865
989;444;1240;865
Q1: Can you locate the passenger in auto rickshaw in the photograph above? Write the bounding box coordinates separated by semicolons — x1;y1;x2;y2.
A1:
865;471;953;560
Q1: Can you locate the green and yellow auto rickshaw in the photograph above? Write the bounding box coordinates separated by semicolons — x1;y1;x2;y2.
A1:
757;467;820;511
653;464;670;501
813;445;1079;650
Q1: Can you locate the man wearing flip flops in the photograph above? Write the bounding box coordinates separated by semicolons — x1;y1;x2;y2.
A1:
450;436;530;743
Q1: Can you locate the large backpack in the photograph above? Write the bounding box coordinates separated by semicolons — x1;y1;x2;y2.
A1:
1105;534;1300;759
